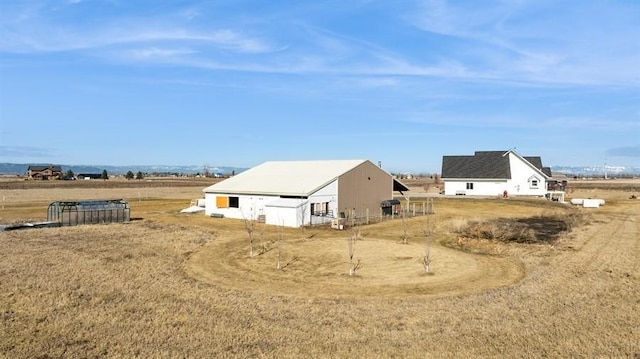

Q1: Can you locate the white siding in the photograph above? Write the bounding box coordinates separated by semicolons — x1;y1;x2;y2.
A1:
205;180;339;227
507;153;547;196
264;199;304;227
308;180;338;225
204;193;279;220
444;180;507;196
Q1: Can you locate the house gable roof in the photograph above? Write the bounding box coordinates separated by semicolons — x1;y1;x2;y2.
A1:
442;151;511;179
28;165;62;172
203;159;376;196
442;150;550;179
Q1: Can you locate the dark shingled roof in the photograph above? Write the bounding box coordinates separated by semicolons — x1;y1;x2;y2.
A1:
442;151;549;179
28;165;62;172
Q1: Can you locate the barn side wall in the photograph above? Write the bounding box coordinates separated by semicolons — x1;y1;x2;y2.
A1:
337;161;392;219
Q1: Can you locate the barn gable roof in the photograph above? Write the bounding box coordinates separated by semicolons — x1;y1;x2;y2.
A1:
441;150;550;179
203;159;382;196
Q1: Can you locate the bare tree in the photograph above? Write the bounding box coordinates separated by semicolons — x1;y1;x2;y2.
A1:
276;221;284;270
242;209;256;257
401;208;409;244
422;228;432;273
258;211;267;254
298;197;308;238
348;222;362;276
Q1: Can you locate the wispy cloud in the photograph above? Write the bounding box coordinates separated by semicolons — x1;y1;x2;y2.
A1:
0;25;276;54
400;111;638;131
404;0;640;86
606;145;640;158
127;47;198;60
1;0;637;87
0;145;54;158
0;1;277;55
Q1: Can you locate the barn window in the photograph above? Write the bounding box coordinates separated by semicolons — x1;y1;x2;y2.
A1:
466;182;474;190
229;196;239;208
311;202;330;216
216;196;229;208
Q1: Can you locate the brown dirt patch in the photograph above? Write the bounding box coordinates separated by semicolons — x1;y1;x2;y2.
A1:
186;233;524;300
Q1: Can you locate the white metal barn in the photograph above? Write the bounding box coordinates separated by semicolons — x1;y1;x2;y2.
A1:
441;150;552;197
202;160;408;227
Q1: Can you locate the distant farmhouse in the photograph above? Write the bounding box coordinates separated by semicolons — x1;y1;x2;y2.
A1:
27;165;62;180
441;150;552;196
203;160;409;227
77;173;103;180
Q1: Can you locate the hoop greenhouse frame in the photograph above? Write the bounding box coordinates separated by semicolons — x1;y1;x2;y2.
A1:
47;199;130;226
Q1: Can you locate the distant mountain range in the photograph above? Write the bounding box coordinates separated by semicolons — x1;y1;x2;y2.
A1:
551;165;640;177
0;163;638;177
0;163;247;176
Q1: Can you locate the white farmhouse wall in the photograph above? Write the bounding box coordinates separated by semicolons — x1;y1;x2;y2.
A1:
443;181;463;196
444;180;507;196
507;153;547;196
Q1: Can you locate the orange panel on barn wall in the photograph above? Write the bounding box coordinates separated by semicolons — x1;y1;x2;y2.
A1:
216;196;229;208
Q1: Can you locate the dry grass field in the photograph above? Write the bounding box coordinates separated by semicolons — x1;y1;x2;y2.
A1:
1;178;638;358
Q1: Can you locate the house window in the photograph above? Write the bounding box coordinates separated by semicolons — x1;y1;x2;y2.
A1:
530;180;539;188
229;196;239;208
466;183;474;190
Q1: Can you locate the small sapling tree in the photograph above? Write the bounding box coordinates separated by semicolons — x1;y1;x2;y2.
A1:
422;228;432;273
243;210;256;257
348;220;362;276
298;196;308;239
276;222;284;270
401;207;409;244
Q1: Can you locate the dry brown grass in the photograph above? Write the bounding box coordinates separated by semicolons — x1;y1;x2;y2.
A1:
1;183;639;358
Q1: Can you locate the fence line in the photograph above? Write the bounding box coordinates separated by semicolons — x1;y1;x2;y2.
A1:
323;199;435;227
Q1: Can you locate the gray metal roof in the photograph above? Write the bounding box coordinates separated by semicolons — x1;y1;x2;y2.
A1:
203;160;370;196
441;150;549;179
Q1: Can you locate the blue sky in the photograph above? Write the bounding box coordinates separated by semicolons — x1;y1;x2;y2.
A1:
1;0;639;173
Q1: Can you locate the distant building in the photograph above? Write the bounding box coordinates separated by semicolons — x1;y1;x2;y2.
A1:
77;173;103;180
441;150;551;196
27;165;62;180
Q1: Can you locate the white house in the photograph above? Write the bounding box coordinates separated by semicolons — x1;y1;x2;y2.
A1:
441;150;551;197
202;160;409;227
